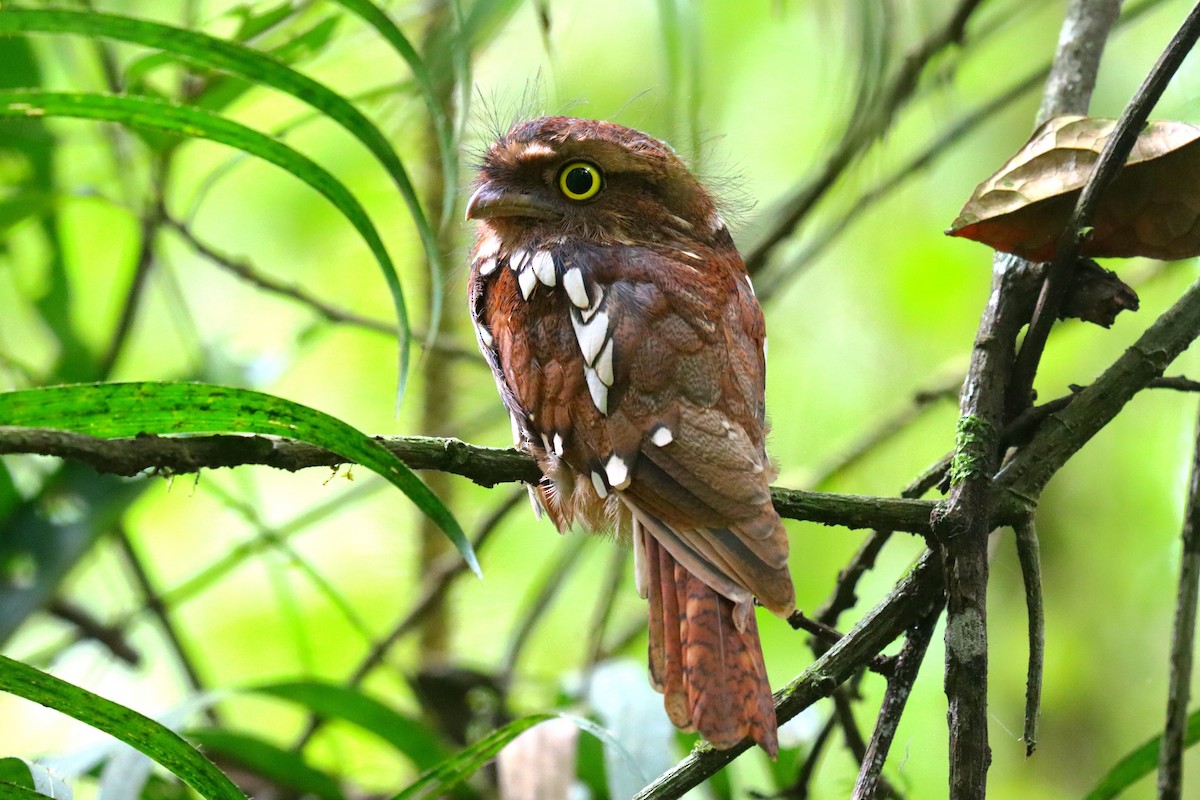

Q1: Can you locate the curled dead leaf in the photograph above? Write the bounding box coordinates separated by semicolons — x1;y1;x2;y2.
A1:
948;115;1200;261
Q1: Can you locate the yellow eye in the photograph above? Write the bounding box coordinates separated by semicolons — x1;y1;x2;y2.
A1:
557;161;602;201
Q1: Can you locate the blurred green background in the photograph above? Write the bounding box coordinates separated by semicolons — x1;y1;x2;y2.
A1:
2;0;1200;797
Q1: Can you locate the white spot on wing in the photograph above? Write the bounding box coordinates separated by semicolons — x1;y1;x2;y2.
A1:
595;337;614;386
531;250;556;286
604;454;630;490
509;248;528;271
585;367;608;414
477;325;494;348
745;274;756;295
591;470;608;499
580;285;605;323
517;265;537;300
651;426;673;447
563;267;589;309
478;257;497;276
710;211;727;232
571;309;609;365
553;432;564;456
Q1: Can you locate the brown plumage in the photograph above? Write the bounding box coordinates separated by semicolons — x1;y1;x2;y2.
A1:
466;116;795;755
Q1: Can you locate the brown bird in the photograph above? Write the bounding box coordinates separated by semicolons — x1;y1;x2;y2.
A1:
466;116;795;755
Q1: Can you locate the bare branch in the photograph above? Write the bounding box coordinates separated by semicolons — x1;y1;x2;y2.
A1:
852;603;942;800
743;0;985;277
635;550;945;798
1008;1;1200;416
1157;399;1200;799
932;3;1122;795
1014;519;1044;757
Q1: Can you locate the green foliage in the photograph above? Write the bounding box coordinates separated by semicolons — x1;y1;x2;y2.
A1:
0;382;475;574
1085;707;1200;799
0;655;246;800
1;0;1198;798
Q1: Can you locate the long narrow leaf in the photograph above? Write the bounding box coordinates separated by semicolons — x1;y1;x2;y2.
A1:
184;729;343;800
251;681;449;771
0;382;478;575
0;655;246;800
393;714;555;800
329;0;457;229
0;8;442;390
0;758;71;798
326;0;459;350
0;89;411;397
1084;707;1200;799
0;784;51;800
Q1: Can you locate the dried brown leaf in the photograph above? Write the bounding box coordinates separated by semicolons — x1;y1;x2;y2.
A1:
948;115;1200;261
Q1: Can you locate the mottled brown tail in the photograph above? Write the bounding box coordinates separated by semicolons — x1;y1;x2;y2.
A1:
644;535;779;757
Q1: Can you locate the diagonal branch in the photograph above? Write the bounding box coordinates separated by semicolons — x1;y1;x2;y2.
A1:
1157;399;1200;798
932;2;1122;797
634;550;945;799
743;0;985;277
1007;1;1200;417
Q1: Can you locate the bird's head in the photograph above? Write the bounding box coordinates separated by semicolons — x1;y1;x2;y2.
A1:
466;116;728;250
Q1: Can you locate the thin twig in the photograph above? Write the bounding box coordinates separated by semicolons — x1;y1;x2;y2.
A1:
788;609;846;645
1157;399;1200;799
1006;1;1200;417
45;597;140;666
97;158;168;378
743;0;985;276
997;276;1200;499
756;0;1172;302
852;603;942;800
1013;519;1044;757
806;376;960;491
582;545;631;676
112;525;220;725
769;711;838;800
634;550;945;798
501;535;590;679
166;215;397;336
930;4;1122;795
292;487;523;750
165;215;482;363
814;449;950;634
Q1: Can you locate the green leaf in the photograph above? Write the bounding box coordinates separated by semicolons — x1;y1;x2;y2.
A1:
0;656;246;800
0;783;46;800
0;760;34;790
228;0;298;41
0;36;90;382
0;382;478;575
251;681;450;771
393;714;555;800
326;0;453;337
185;729;343;800
1084;707;1200;799
0;88;410;397
0;8;433;396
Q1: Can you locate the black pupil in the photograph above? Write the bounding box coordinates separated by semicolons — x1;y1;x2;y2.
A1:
564;166;595;196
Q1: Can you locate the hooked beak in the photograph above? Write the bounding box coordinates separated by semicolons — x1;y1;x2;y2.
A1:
465;182;559;221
